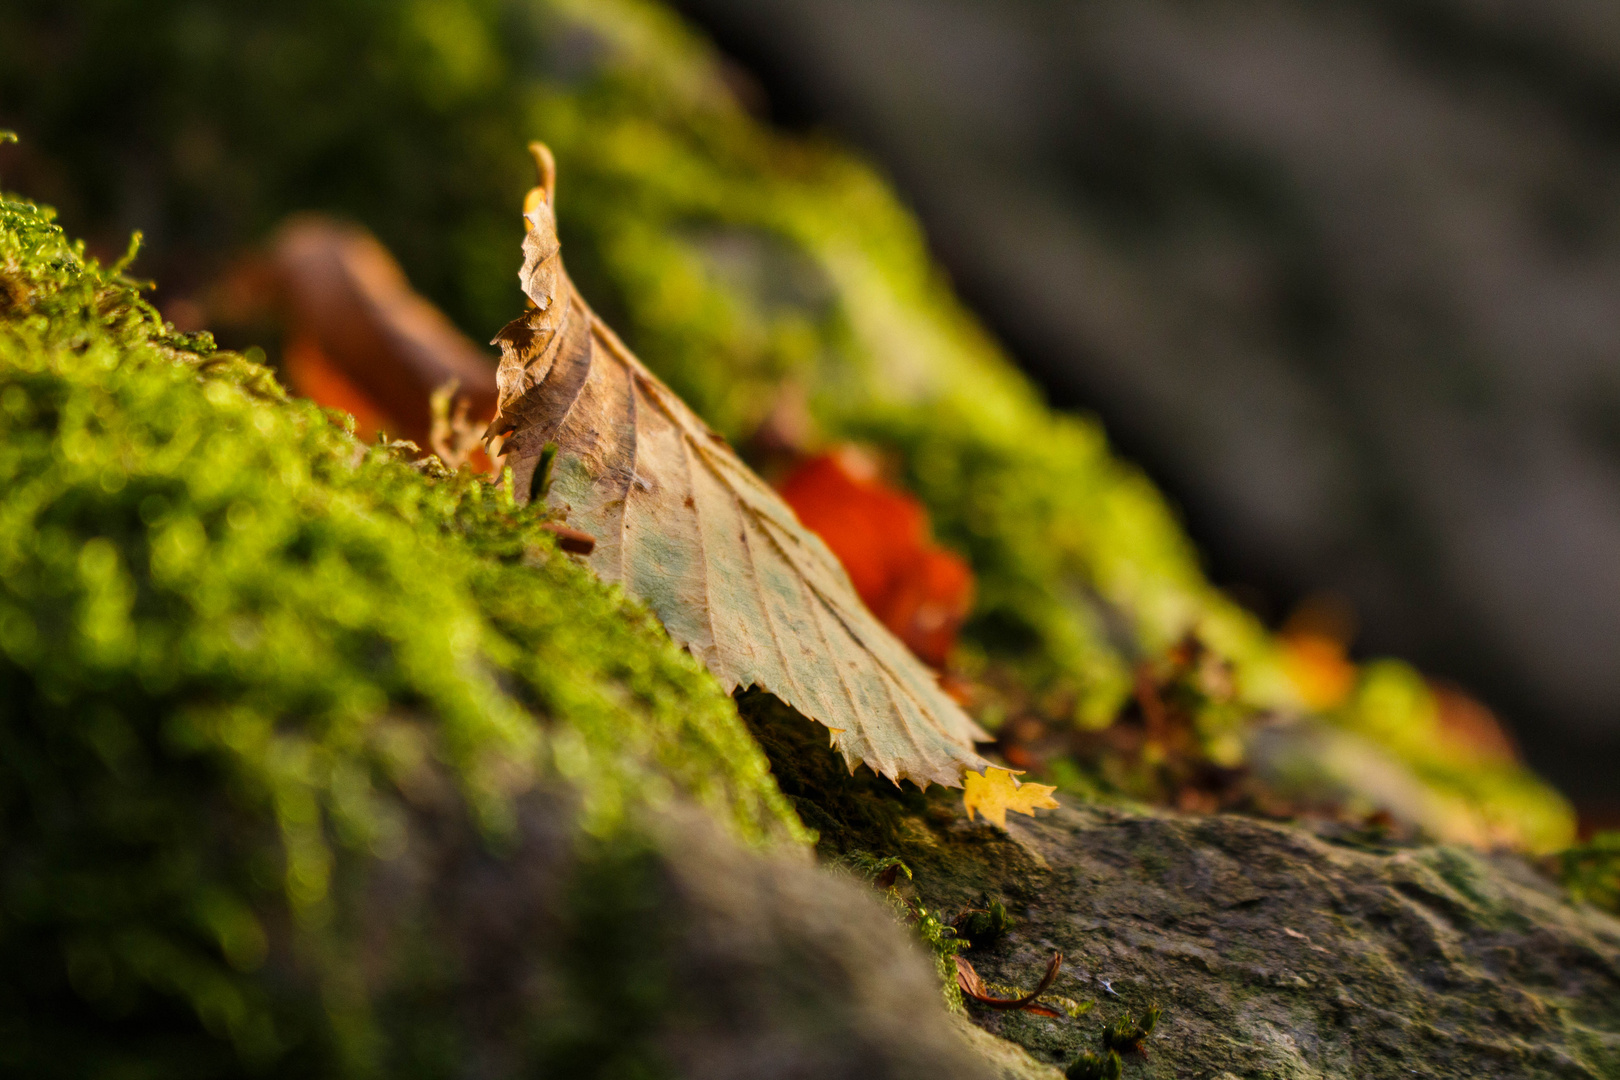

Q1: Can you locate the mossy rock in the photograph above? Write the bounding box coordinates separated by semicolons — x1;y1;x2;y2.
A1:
3;127;1618;1080
0;191;1028;1078
1;1;1610;1072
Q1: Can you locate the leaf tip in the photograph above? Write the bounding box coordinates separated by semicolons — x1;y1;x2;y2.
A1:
523;142;556;217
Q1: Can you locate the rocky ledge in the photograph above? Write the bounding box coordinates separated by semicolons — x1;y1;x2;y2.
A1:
746;698;1620;1079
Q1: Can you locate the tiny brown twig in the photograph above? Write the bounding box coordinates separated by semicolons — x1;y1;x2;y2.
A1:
955;951;1065;1018
539;522;596;555
1134;663;1169;749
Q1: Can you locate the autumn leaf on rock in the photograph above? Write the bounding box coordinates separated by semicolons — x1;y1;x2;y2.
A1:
485;144;992;788
963;767;1060;829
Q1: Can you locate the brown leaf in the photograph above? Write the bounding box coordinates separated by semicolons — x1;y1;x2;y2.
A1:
486;144;991;788
955;952;1065;1017
272;215;498;447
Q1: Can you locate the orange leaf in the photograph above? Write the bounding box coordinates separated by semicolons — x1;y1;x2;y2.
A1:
778;448;973;667
1280;633;1356;710
282;333;399;442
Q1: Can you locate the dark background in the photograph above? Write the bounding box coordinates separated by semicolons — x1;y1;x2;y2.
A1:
672;0;1620;805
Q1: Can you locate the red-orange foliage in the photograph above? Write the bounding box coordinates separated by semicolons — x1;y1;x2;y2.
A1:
778;449;973;668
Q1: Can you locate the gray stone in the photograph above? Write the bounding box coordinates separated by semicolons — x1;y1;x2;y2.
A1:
924;803;1620;1078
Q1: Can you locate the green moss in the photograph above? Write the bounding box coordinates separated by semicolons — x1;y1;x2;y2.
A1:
0;192;803;1075
800;848;969;1017
1560;831;1620;914
1100;1006;1159;1056
1064;1048;1122;1080
955;897;1015;949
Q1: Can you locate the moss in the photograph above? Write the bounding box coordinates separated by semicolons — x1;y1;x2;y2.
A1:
842;854;965;1016
1100;1006;1159;1056
0;192;804;1075
1064;1049;1122;1080
1560;831;1620;914
956;898;1016;949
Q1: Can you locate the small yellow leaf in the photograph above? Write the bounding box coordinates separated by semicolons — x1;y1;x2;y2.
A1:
962;767;1060;829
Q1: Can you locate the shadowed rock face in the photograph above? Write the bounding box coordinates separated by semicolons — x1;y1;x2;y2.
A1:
7;767;1004;1079
675;0;1620;799
362;791;1001;1080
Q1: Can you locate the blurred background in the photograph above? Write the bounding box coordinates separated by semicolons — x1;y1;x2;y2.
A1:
2;0;1616;813
672;0;1620;808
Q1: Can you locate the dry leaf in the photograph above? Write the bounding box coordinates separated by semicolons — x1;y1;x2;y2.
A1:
485;144;991;788
962;767;1060;829
429;378;494;472
955;952;1065;1018
272;216;498;447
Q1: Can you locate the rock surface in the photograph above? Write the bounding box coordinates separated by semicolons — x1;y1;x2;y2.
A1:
367;788;1002;1080
953;805;1620;1078
746;696;1620;1078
